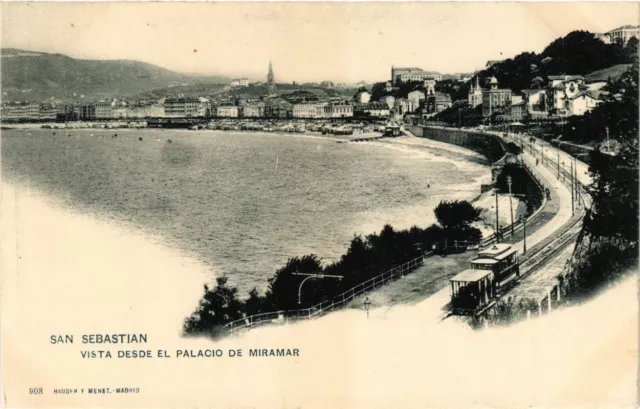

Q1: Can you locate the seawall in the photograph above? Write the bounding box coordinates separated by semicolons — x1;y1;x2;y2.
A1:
406;125;506;164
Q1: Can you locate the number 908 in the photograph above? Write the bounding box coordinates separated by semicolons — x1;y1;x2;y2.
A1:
29;388;43;395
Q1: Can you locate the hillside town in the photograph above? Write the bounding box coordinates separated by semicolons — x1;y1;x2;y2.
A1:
1;25;637;129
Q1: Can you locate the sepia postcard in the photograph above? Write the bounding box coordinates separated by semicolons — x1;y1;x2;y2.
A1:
1;2;639;408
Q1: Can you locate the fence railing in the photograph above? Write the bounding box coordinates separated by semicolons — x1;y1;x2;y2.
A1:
225;254;428;334
224;129;555;335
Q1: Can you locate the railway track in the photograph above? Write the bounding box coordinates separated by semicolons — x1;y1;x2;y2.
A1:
489;134;590;301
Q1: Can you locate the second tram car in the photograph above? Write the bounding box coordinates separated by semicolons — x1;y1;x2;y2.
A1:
449;243;520;314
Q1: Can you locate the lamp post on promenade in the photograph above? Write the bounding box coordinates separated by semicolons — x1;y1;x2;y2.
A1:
364;297;371;319
292;272;343;317
495;189;500;242
520;215;527;255
507;176;515;235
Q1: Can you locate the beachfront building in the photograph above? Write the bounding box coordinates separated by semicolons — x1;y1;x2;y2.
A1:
38;103;58;121
243;102;266;118
264;98;292;118
325;101;353;118
95;100;115;119
165;97;209;117
1;101;40;121
77;104;96;121
292;102;326;118
482;76;512;118
216;104;239;118
468;76;483;108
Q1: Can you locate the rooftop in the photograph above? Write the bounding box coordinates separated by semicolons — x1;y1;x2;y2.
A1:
450;269;492;282
548;75;585;81
477;243;512;257
471;258;499;265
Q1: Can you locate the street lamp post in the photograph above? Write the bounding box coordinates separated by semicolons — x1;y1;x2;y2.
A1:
520;215;527;255
557;142;561;179
364;297;371;319
507;176;514;235
495;190;500;242
570;161;574;216
292;272;343;317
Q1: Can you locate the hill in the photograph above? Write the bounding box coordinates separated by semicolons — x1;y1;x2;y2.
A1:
585;64;633;82
1;48;229;102
476;31;636;92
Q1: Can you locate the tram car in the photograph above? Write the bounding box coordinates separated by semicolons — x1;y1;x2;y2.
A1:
449;243;520;314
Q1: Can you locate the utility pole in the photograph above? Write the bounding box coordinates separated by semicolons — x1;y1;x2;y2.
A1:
507;176;514;235
570;161;574;216
495;190;500;242
557;142;561;179
523;216;527;254
574;156;579;208
605;126;610;153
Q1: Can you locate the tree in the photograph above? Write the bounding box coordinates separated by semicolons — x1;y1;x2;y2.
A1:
183;276;244;337
624;37;639;63
267;255;324;310
434;200;482;231
585;146;639;248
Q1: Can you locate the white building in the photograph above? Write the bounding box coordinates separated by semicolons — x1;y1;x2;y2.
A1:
326;101;353;118
243;103;265;118
363;102;390;118
547;75;585;115
292;102;326;118
599;25;640;45
407;90;426;110
216;105;239;118
521;89;547;116
165;97;209;117
391;67;442;85
393;98;415;116
567;92;601;116
468;76;483;108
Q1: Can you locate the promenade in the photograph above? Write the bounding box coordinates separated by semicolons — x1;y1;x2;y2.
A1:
351;127;576;319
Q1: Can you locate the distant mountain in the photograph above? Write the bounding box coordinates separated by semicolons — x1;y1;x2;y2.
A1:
1;48;230;102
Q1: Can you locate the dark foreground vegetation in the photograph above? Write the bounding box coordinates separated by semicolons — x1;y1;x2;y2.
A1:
183;200;483;337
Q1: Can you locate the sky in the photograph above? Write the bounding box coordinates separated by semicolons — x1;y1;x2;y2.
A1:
1;2;638;83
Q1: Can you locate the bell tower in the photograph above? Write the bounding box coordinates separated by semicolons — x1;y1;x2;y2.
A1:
267;61;277;96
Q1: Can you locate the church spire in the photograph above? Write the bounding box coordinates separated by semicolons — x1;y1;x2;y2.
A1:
267;61;276;96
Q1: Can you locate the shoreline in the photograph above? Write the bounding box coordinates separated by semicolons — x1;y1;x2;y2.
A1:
2;128;491;295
